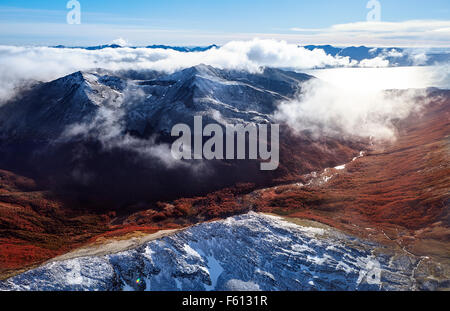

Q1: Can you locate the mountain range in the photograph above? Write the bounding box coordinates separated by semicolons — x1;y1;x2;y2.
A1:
0;65;362;210
50;44;450;67
0;65;448;290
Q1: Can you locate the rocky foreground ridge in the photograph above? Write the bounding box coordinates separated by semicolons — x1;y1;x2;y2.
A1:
3;213;446;291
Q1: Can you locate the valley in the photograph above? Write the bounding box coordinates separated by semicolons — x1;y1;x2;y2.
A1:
0;66;448;290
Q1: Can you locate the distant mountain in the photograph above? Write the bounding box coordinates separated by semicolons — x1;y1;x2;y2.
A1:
50;44;450;66
303;45;450;66
53;44;123;50
145;44;219;52
304;45;380;60
303;45;343;57
52;44;219;52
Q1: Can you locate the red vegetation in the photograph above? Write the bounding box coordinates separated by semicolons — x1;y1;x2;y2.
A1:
247;93;450;261
1;91;449;278
259;95;449;229
124;92;450;262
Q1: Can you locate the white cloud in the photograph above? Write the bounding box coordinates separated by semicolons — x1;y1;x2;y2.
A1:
275;65;449;140
382;49;403;58
359;56;390;68
0;39;359;102
329;20;450;33
59;82;196;169
409;52;428;66
0;39;447;159
275;78;429;140
0;38;447;98
1;38;448;104
2;17;450;47
290;20;450;47
110;38;129;46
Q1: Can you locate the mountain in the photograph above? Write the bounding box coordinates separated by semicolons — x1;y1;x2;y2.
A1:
303;45;344;57
145;44;219;52
127;65;311;134
0;65;362;211
1;213;437;291
0;71;448;287
50;44;450;67
0;65;310;140
1;91;448;287
0;71;115;140
52;44;219;52
303;45;450;66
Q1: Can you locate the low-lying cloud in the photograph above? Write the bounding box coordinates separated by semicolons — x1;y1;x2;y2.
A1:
0;39;448;143
275;78;434;141
0;39;405;102
58;82;199;170
274;62;448;141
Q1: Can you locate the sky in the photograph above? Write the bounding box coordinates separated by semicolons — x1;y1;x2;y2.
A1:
0;0;449;46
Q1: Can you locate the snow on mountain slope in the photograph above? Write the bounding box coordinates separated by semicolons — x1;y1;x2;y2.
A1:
0;65;363;212
0;65;311;140
0;213;424;291
127;65;311;134
0;71;124;140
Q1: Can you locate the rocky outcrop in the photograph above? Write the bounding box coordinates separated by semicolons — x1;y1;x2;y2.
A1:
1;213;437;291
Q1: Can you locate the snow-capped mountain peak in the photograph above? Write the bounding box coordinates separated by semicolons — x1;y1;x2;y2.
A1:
0;66;311;139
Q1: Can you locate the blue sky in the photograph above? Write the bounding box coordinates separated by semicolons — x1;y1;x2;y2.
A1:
0;0;449;46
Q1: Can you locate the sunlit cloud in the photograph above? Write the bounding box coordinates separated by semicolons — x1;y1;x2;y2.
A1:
0;4;449;48
290;20;450;47
0;39;358;101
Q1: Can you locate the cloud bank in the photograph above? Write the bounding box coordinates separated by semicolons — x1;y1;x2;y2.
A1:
0;39;447;143
275;62;449;141
290;20;450;47
1;39;447;103
0;39;361;101
275;79;435;141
